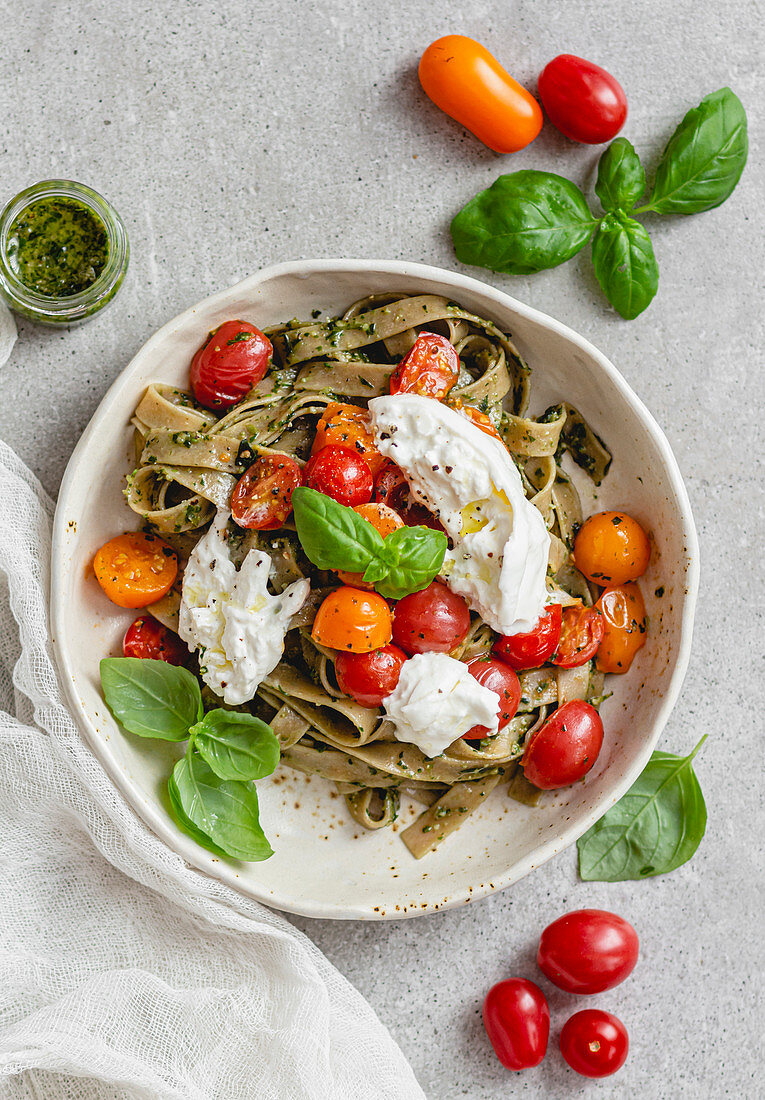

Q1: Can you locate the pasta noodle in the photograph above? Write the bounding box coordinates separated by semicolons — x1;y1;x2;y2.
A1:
126;294;611;857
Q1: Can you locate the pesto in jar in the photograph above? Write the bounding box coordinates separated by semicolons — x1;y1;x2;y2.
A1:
6;197;109;296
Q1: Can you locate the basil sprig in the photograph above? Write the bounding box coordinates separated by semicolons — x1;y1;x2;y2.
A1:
100;658;279;861
451;87;747;319
291;486;447;599
577;736;707;881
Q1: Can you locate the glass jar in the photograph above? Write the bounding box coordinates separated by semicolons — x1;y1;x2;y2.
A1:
0;179;129;324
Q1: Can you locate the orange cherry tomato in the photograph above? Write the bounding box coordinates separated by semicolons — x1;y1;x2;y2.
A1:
389;332;460;400
94;532;177;609
337;503;404;588
311;402;384;475
419;35;543;154
452;399;504;441
595;583;647;674
574;511;650;585
311;586;393;653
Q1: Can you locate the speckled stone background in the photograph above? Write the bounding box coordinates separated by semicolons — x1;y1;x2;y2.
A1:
0;1;762;1096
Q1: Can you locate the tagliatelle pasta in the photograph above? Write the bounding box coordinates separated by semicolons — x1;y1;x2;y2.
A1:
125;294;612;858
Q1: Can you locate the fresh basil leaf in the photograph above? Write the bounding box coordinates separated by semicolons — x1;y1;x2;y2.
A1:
644;87;748;214
577;736;707;881
167;768;228;857
191;708;280;781
451;170;598;275
361;556;395;586
595;138;646;212
171;752;273;861
591;213;659;320
372;525;448;600
291;486;385;571
100;657;202;741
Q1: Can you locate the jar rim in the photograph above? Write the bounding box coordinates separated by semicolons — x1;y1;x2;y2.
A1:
0;179;129;321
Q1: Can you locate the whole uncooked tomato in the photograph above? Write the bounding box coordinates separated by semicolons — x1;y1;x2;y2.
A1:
538;54;627;144
537;908;639;994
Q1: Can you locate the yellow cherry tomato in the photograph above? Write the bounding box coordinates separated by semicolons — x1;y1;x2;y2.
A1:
595;583;647;674
337;503;404;588
94;532;177;609
311;586;393;653
419;35;543;154
573;511;650;585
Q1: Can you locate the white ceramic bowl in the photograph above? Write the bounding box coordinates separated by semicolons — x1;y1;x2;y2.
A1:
51;260;698;920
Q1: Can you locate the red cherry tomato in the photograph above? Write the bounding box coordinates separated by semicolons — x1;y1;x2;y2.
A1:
390;332;460;400
303;445;373;507
123;615;187;665
493;604;562;671
560;1009;629;1078
483;978;550;1071
537;909;639;994
392;581;471;656
190;320;272;409
373;459;410;513
463;657;521;738
522;700;604;790
335;644;408;707
420;36;543;154
538;55;627;145
230;454;302;530
552;606;604;668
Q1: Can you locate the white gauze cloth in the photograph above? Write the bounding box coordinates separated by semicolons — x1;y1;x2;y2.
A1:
0;418;424;1096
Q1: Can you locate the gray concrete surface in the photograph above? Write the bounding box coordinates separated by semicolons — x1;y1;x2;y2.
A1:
1;1;762;1096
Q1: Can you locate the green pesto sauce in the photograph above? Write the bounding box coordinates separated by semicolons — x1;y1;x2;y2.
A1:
7;197;108;296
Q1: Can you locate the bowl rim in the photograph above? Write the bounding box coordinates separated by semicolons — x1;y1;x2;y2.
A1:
50;258;700;919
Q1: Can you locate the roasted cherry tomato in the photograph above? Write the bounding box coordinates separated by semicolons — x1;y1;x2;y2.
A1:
335;644;408;707
552;606;604;668
595;583;647;674
419;35;543;154
400;503;445;532
373;459;410;513
303;445;374;507
538;55;627;144
559;1009;629;1078
392;581;471;655
94;532;178;609
337;503;404;587
574;510;650;585
190;320;272;409
312;402;384;475
463;657;521;738
390;332;460;400
522;700;604;789
452;400;504;441
538;909;639;995
494;604;562;670
230;454;302;530
123;615;187;665
311;586;392;653
483;978;550;1071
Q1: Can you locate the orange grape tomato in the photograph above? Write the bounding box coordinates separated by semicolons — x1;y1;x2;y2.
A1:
337;503;405;587
595;583;647;674
311;402;384;475
453;400;504;441
311;586;393;653
574;511;650;585
94;532;178;609
419;35;543;154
